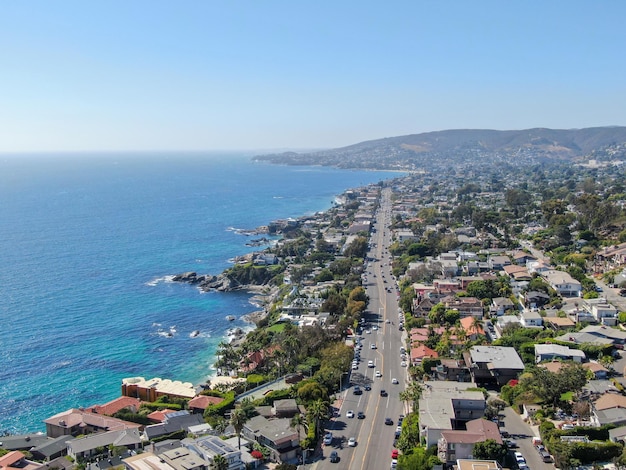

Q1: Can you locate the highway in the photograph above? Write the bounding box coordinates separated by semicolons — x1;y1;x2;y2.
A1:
317;187;407;470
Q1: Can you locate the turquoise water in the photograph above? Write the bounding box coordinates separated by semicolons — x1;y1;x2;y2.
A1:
0;153;395;434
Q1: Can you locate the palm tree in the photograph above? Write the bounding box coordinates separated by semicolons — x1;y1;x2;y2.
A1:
306;399;330;438
211;454;228;470
231;408;248;450
290;413;309;441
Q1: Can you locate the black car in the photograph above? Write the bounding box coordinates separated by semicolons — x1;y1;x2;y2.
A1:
385;417;393;425
380;389;388;397
364;384;371;391
357;411;365;419
353;386;362;395
329;451;339;463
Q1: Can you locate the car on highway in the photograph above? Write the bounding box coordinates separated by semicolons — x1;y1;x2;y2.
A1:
353;386;362;395
385;417;393;425
368;360;375;368
392;377;399;384
380;389;388;397
357;411;365;419
371;343;377;349
375;370;382;378
346;410;354;418
364;384;371;391
329;450;339;463
348;437;357;447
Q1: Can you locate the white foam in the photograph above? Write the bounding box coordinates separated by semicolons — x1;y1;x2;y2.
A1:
145;275;175;286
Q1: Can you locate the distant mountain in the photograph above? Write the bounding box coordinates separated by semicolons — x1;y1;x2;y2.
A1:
254;127;626;170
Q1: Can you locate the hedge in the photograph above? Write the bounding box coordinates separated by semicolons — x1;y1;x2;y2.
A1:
203;391;236;417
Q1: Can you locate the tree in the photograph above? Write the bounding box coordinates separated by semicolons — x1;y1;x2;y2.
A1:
306;399;330;437
231;408;248;450
473;439;507;462
290;413;308;441
211;454;228;470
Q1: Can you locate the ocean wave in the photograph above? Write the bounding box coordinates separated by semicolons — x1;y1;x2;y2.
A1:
145;275;175;286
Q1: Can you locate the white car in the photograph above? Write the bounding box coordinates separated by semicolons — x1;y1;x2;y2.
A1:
375;370;382;378
368;360;375;368
346;410;354;418
348;437;357;447
400;361;407;367
392;377;399;384
371;343;377;349
352;363;358;370
323;432;333;445
391;459;398;468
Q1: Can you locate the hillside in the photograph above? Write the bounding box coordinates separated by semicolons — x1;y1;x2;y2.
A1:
254;127;626;170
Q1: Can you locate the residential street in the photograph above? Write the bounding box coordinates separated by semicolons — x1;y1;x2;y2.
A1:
500;406;554;470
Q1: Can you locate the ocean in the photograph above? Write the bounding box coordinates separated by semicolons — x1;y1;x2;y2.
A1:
0;152;396;434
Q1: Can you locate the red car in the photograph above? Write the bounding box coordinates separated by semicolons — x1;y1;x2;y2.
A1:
391;449;399;459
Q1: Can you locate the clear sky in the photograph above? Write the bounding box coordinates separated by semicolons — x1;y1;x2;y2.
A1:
1;1;625;152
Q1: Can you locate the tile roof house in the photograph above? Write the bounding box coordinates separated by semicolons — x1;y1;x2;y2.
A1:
89;397;142;416
188;395;225;414
438;418;502;464
0;451;43;470
459;316;485;340
411;344;439;366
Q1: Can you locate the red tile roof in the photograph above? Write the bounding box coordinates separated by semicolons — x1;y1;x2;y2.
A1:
90;396;142;416
188;395;224;410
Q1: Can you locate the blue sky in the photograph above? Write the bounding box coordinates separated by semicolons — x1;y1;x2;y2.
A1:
1;1;625;152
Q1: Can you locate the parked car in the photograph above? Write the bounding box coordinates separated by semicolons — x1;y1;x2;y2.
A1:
346;410;354;418
348;437;357;447
353;386;362;395
324;432;333;445
329;451;339;463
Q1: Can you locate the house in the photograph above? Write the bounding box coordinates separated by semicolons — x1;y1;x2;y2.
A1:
160;446;209;470
89;397;142;416
411;344;439;366
395;229;417;242
418;382;486;447
502;265;532;282
67;429;143;461
542;270;582;297
511;250;536;266
519;309;543;328
0;451;43;470
583;362;609;380
591;393;626;427
488;255;511;271
144;410;205;441
0;434;50;452
242;415;300;463
554;331;614;347
43;409;141;439
443;296;484;319
183;436;245;470
582;298;618;326
579;325;626;346
491;297;515;316
272;399;300;418
121;377;197;402
433;359;471;382
188;395;225;414
438;418;501;464
464;346;525;387
535;344;586;363
495;315;521;333
527;259;552;275
30;436;76;461
456;460;502;470
544;317;576;331
459;316;485;340
523;291;551;309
